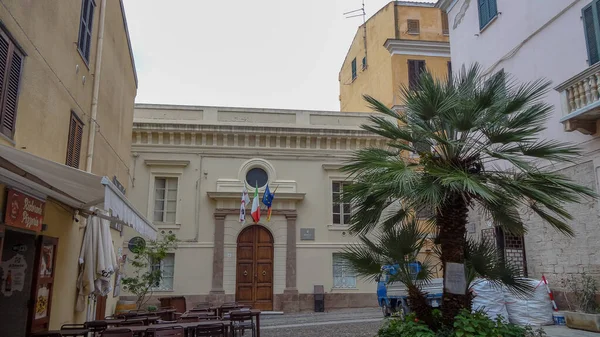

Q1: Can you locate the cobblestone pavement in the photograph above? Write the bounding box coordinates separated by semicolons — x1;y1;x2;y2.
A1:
257;308;600;337
260;308;383;337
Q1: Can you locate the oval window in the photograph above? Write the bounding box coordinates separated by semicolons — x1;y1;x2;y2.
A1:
246;167;268;188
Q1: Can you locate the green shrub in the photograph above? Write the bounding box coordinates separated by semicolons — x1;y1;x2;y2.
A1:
377;310;547;337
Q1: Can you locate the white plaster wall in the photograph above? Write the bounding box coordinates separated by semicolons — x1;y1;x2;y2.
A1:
447;0;594;147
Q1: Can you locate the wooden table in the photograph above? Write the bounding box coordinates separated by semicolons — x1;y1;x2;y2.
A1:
105;321;226;337
222;309;261;337
31;328;89;337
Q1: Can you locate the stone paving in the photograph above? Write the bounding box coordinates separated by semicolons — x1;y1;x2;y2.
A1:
258;308;600;337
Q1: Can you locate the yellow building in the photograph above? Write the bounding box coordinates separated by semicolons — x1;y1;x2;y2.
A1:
0;1;155;336
339;1;451;112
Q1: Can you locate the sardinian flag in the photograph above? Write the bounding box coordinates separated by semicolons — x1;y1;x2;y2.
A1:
239;186;251;223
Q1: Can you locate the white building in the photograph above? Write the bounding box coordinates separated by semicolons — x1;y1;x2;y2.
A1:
125;104;391;311
437;0;600;300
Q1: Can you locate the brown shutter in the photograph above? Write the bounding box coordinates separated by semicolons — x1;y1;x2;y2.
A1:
408;60;426;90
28;236;59;334
442;11;449;35
66;112;84;168
0;29;23;139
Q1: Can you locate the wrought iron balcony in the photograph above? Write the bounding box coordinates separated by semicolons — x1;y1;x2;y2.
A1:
556;62;600;135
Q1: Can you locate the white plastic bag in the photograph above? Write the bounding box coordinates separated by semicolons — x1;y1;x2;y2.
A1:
505;278;554;326
471;279;509;321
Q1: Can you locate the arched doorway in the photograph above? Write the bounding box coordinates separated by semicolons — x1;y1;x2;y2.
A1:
235;225;274;310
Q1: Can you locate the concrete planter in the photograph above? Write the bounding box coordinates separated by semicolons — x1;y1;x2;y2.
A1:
565;311;600;332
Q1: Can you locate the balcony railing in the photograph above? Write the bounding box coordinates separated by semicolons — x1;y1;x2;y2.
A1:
556;62;600;135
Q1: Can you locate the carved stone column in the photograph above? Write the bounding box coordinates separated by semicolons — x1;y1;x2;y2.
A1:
210;212;226;295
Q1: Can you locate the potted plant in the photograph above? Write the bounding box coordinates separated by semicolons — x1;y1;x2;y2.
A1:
564;273;600;332
121;234;177;309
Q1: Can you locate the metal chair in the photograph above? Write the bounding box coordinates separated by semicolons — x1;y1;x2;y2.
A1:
59;324;89;337
84;320;108;335
31;333;62;337
116;318;145;327
100;328;133;337
146;326;185;337
228;310;255;337
194;323;225;337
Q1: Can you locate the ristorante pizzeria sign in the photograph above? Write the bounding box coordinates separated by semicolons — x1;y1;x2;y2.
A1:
5;189;45;232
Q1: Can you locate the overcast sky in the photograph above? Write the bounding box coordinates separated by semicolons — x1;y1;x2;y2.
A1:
123;0;435;111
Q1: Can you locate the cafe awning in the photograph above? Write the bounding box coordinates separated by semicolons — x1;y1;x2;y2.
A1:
0;144;157;239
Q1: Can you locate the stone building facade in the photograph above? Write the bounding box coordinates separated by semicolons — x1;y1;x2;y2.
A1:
438;0;600;302
127;104;393;311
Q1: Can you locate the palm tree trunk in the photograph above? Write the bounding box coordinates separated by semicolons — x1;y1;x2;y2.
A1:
407;285;436;330
438;192;470;325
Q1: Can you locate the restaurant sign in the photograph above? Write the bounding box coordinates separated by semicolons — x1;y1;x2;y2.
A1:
5;190;45;232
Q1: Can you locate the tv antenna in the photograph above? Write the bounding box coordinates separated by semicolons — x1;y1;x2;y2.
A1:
344;1;368;70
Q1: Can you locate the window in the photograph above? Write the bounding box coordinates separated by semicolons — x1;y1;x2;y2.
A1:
77;0;95;63
332;181;352;225
0;28;23;139
362;56;367;70
66;112;84;168
407;19;420;34
333;253;356;288
477;0;498;30
150;253;174;291
442;11;449;35
154;177;178;223
351;58;357;81
408;60;426;91
246;167;268;188
583;1;600;66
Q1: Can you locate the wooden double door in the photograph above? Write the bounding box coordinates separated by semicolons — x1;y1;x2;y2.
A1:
235;225;273;311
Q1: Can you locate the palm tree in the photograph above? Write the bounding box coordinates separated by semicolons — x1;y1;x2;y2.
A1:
340;218;531;330
341;64;596;324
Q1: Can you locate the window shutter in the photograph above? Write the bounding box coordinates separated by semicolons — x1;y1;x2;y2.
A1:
408;60;417;90
351;58;357;80
478;0;489;29
447;61;453;84
66;113;83;168
442;11;449;34
488;0;498;19
584;5;600;65
2;50;22;138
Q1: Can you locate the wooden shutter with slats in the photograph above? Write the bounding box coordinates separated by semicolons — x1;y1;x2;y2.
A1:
408;60;426;91
0;28;23;139
583;2;600;66
442;11;449;35
66;112;84;168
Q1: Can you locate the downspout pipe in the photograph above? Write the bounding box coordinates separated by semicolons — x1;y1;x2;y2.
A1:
86;0;107;173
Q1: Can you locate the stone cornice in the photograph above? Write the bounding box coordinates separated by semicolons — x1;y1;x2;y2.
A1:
207;192;305;201
322;164;344;171
144;159;190;167
435;0;458;12
384;39;451;58
214;208;298;216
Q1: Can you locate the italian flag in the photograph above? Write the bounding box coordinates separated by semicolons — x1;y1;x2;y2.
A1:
251;185;260;223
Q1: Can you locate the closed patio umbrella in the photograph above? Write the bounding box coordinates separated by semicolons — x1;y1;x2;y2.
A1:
76;211;118;312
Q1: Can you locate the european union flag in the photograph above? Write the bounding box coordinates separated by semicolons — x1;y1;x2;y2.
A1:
262;184;274;207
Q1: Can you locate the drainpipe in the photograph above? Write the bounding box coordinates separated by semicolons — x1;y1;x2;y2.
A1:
85;0;107;173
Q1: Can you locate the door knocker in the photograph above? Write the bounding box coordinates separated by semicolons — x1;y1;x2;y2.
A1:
262;270;266;276
243;270;248;276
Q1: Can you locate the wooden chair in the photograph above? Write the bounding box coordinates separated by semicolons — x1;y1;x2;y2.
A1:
100;329;133;337
194;323;225;337
146;326;184;337
228;310;255;337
